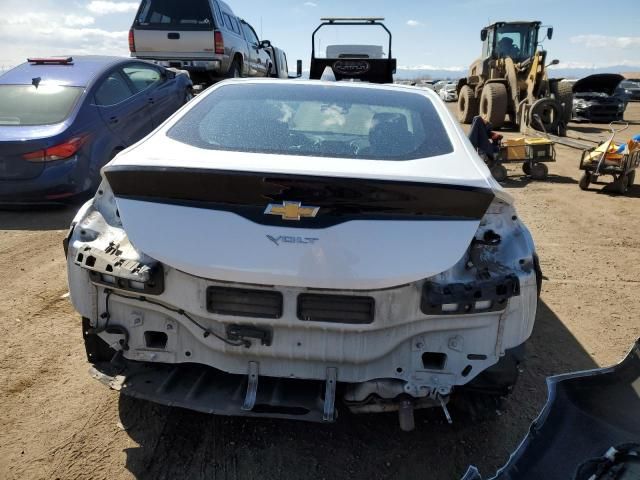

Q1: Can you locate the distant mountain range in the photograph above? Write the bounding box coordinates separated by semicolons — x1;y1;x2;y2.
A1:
395;64;640;81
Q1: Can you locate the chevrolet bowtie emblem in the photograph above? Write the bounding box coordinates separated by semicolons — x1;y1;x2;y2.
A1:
264;201;320;221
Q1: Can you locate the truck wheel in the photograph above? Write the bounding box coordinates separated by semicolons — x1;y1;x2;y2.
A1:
579;172;591;190
550;81;573;125
628;170;636;187
225;59;241;79
480;83;508;129
530;163;548;180
457;85;479;124
522;162;532;175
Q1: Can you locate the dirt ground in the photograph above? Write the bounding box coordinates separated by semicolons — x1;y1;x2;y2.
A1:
0;103;639;480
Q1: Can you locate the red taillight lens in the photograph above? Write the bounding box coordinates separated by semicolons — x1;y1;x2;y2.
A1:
214;30;224;55
23;136;87;163
129;29;136;53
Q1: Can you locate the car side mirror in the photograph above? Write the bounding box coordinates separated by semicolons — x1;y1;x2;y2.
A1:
547;27;553;40
480;29;487;41
296;59;302;78
550;59;560;66
260;40;271;49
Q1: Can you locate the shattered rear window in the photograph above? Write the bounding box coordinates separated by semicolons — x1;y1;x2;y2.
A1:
167;83;454;161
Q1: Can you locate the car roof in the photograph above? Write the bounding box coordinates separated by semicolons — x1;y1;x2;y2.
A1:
0;55;131;88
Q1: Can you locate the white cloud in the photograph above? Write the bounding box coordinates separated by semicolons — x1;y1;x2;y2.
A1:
0;12;128;66
406;20;421;27
86;1;139;15
303;1;318;6
570;35;640;49
63;15;95;27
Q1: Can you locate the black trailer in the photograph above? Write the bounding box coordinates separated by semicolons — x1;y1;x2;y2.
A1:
309;17;396;84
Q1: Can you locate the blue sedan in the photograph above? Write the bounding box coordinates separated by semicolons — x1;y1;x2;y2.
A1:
0;56;192;204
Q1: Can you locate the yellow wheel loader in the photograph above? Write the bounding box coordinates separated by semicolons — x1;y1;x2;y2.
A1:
457;21;572;136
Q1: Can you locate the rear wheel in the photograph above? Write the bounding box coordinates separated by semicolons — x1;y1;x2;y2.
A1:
522;162;532;175
579;172;591;190
480;83;508;129
530;162;549;180
225;59;241;79
613;174;630;195
457;85;479;124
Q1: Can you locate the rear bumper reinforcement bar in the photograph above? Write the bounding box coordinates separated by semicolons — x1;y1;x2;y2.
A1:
89;360;332;422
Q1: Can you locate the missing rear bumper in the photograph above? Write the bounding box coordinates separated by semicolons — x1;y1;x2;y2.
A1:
89;359;330;422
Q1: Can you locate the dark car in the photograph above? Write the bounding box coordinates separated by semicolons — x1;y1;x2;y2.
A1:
619;80;640;101
0;56;192;205
571;73;625;123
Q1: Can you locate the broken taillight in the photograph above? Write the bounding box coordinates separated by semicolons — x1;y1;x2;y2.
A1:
23;136;87;163
214;30;224;55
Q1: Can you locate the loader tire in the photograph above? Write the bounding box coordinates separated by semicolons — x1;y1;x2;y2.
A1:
457;85;479;124
551;81;574;125
480;83;508;129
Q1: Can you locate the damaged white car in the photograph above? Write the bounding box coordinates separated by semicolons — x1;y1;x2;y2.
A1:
66;79;541;430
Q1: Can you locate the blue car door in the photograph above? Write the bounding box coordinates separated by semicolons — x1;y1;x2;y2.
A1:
94;69;155;146
122;62;183;128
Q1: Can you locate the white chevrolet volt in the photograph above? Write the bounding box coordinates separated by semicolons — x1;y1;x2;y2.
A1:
66;79;540;430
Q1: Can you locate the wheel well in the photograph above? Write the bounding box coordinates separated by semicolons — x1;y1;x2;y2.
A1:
233;53;243;68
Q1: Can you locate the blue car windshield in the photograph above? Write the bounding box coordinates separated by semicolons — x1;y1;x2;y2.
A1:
167;83;454;161
0;85;83;126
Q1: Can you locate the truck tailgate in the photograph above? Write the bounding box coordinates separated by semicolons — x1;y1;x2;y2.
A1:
134;29;216;59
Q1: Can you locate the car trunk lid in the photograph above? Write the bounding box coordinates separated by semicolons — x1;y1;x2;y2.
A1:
104;162;495;290
0;125;66;180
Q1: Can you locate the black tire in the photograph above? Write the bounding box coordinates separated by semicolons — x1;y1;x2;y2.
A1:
490;164;508;182
522;162;532;175
530;162;549;180
613;175;630;195
457;85;479;124
579;172;591;190
550;81;573;125
480;83;508;129
225;59;241;79
529;98;561;134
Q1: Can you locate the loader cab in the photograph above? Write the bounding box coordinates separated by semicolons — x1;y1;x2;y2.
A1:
481;22;547;63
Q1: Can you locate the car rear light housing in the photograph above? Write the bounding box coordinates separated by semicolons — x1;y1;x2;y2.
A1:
214;30;224;55
128;29;136;53
23;136;87;163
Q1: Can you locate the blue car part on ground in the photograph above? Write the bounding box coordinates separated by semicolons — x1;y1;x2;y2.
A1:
462;338;640;480
0;56;191;204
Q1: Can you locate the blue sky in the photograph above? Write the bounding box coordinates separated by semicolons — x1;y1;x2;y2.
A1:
1;0;639;71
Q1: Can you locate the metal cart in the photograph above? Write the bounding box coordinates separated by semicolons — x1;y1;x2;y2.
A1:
578;122;640;195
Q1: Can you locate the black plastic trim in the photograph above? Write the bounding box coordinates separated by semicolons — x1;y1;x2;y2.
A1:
421;274;520;315
298;294;375;324
104;166;495;229
206;286;283;319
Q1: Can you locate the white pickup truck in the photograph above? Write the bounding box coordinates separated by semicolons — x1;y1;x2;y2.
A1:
129;0;273;83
